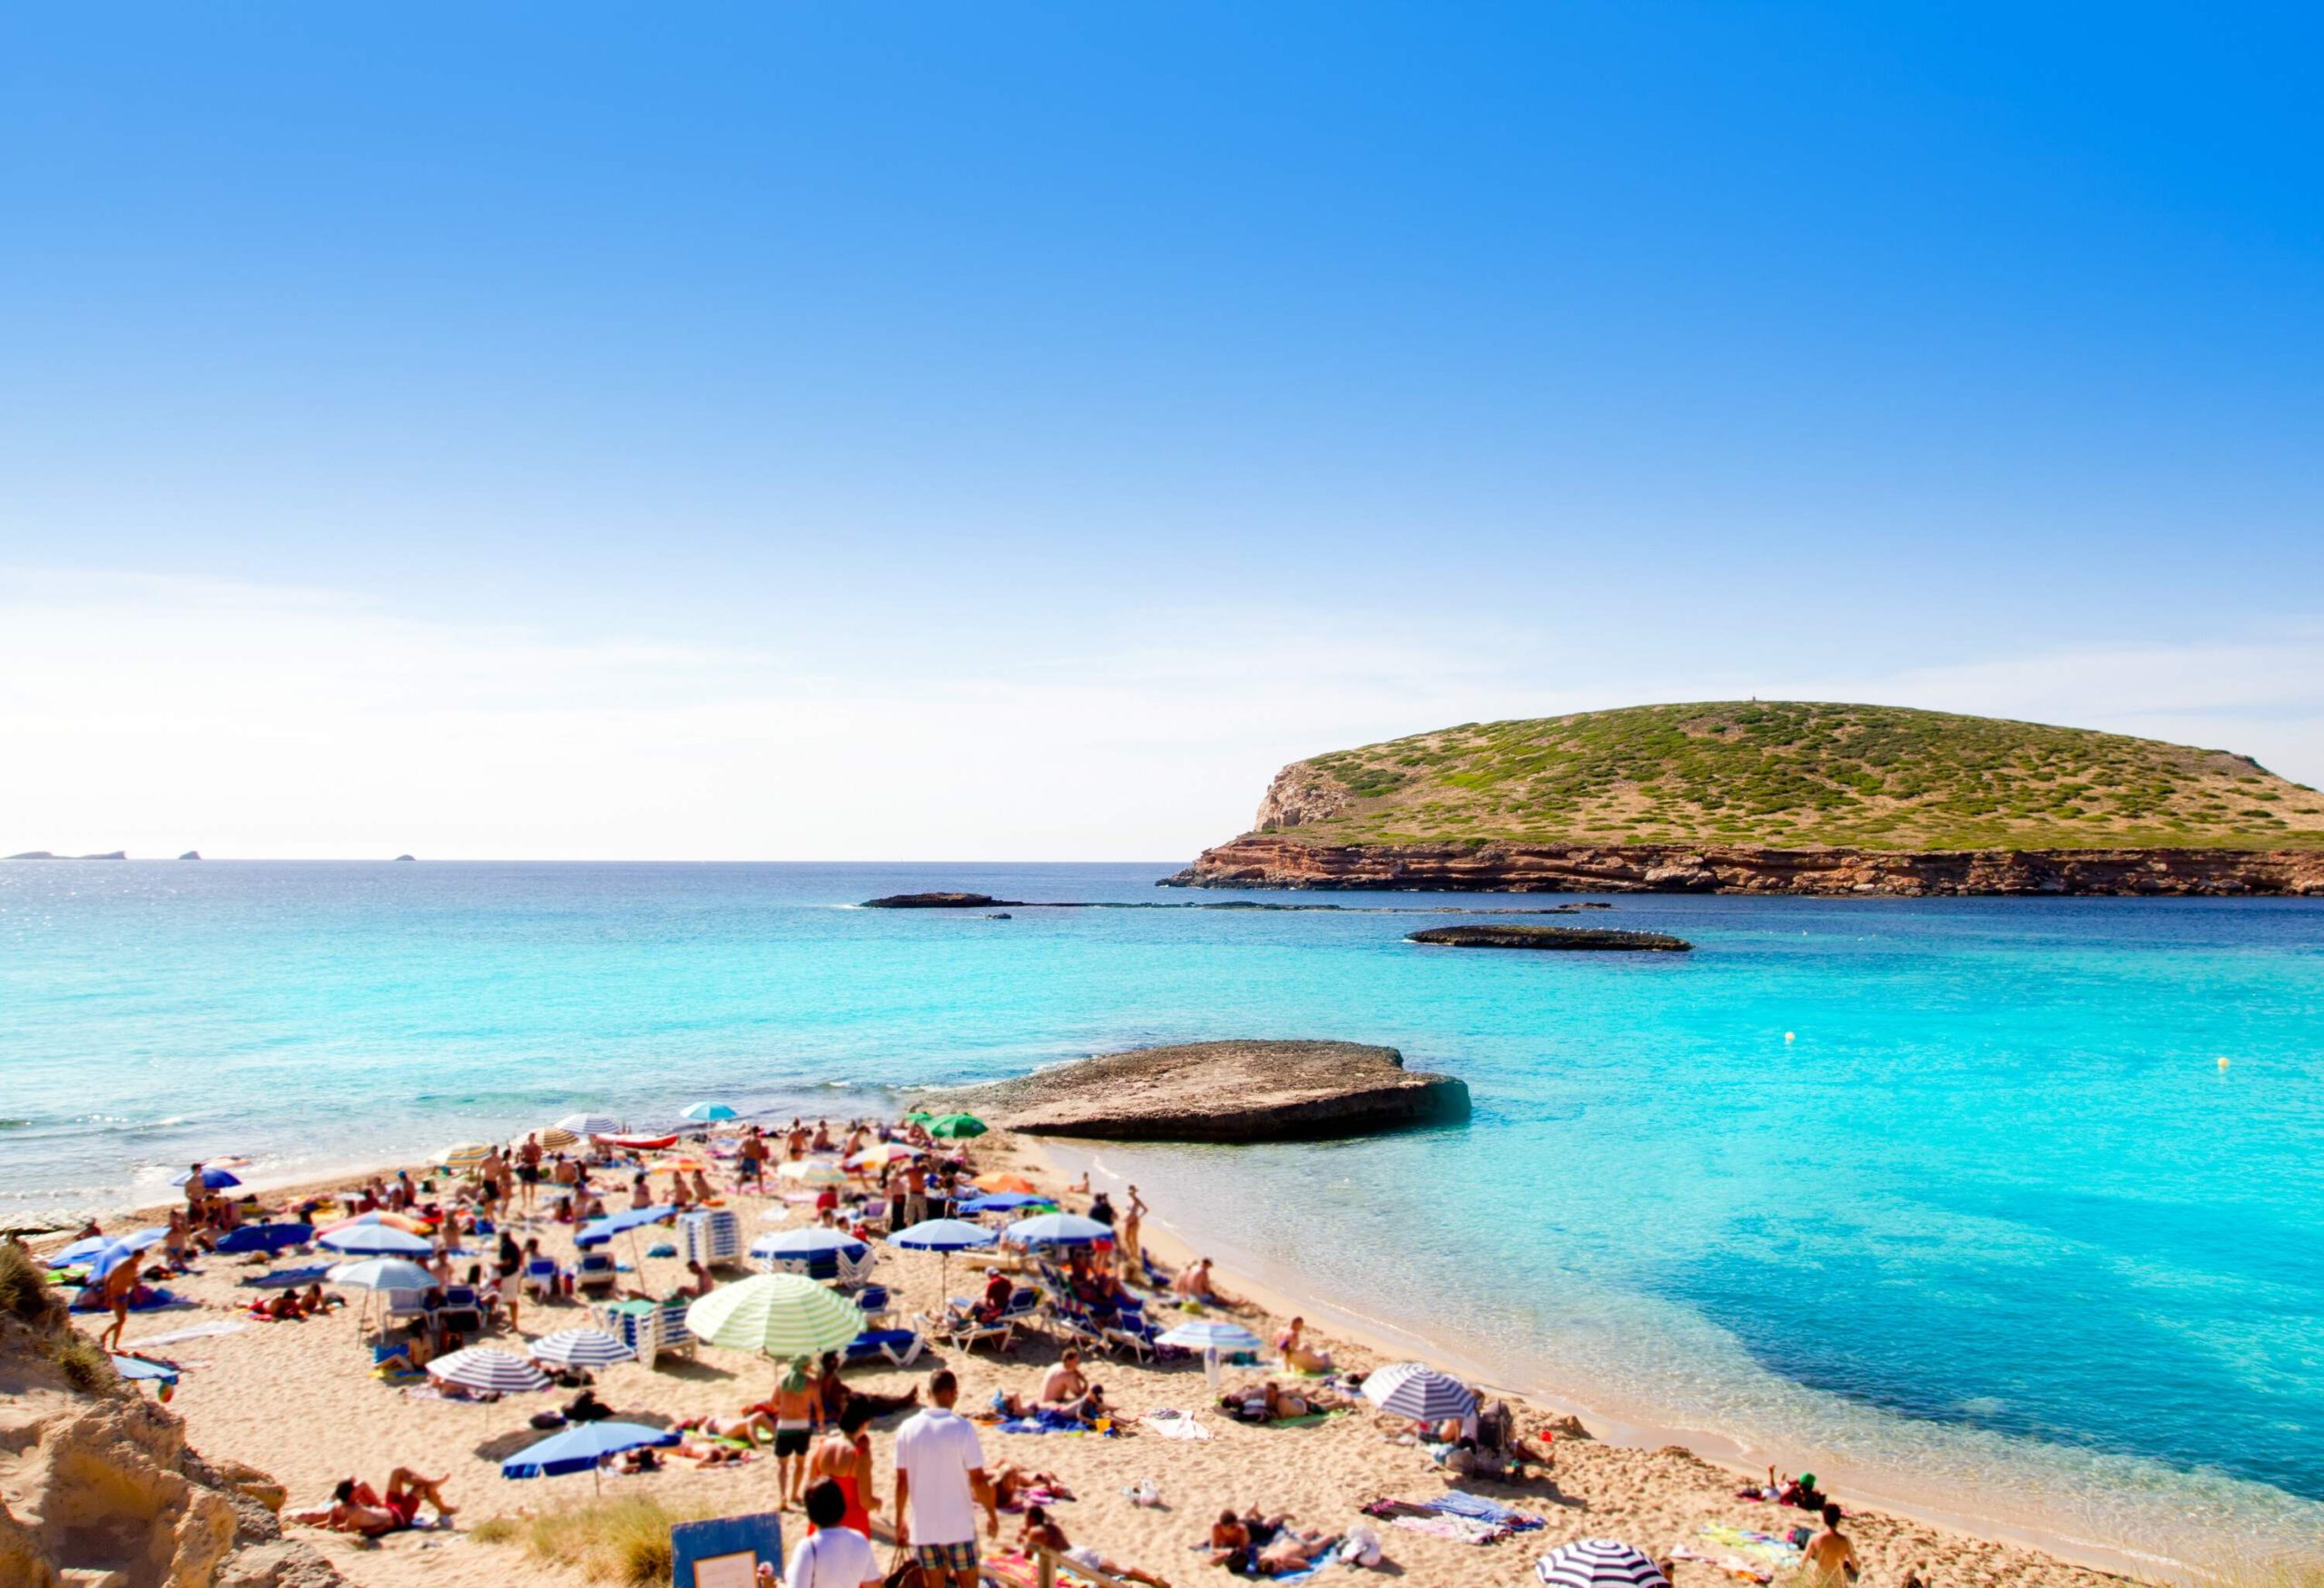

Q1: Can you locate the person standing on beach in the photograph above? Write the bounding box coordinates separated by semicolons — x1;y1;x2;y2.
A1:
901;1158;928;1231
893;1367;996;1588
96;1248;140;1350
1116;1186;1146;1281
771;1356;822;1509
1801;1504;1860;1585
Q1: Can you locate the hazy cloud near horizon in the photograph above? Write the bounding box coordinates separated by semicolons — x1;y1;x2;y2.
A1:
5;573;2318;861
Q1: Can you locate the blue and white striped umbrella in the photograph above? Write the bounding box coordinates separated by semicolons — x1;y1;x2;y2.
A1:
528;1328;637;1368
426;1347;552;1395
682;1101;739;1122
1001;1212;1111;1248
556;1113;623;1136
170;1166;243;1189
1361;1361;1477;1422
1154;1319;1264;1353
1535;1540;1669;1588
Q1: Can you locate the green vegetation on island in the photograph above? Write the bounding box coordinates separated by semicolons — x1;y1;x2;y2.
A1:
1261;702;2324;852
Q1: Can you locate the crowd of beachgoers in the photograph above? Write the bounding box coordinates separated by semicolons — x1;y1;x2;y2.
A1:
19;1111;2137;1588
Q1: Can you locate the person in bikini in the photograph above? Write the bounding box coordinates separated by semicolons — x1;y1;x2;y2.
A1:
323;1470;456;1536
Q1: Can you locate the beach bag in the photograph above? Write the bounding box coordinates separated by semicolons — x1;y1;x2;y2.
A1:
1344;1526;1384;1568
882;1545;925;1588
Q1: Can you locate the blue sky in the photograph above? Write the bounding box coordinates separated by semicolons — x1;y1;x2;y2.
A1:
3;5;2319;857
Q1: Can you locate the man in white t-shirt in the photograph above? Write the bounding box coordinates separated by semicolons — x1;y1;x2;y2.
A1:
892;1368;996;1588
783;1479;878;1588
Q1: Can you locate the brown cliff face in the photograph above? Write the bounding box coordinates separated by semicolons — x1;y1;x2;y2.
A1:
1162;833;2324;896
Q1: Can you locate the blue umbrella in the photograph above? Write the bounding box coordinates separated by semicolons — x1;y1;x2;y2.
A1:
682;1101;739;1122
1002;1212;1112;1248
888;1218;995;1252
54;1227;166;1269
750;1228;868;1258
1156;1318;1265;1390
214;1223;313;1255
502;1421;679;1492
319;1225;434;1257
170;1167;243;1189
575;1205;675;1249
955;1192;1051;1214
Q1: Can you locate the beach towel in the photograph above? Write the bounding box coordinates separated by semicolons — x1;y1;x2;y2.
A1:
241;1265;333;1289
1142;1409;1211;1440
1431;1491;1543;1529
1390;1514;1505;1545
125;1322;248;1349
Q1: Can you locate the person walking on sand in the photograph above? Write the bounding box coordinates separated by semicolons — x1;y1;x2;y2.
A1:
894;1368;997;1588
96;1249;140;1350
1801;1504;1860;1585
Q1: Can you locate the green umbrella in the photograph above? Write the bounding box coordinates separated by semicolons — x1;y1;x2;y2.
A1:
929;1113;988;1139
684;1274;865;1357
901;1110;936;1124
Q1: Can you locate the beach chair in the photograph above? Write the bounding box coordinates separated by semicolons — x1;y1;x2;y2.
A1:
523;1256;562;1302
433;1284;486;1337
834;1247;879;1289
926;1306;1015;1354
1102;1303;1161;1362
1045;1298;1109;1355
844;1327;927;1366
575;1251;618;1296
646;1297;695;1365
855;1285;894;1327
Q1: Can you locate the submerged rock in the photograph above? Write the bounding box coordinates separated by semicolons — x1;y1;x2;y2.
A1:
861;892;1022;908
958;1039;1470;1142
1408;924;1692;951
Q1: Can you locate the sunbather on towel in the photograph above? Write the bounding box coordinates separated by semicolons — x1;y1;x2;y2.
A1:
1172;1258;1244;1308
1276;1318;1333;1373
1218;1381;1313;1423
322;1470;455;1537
991;1464;1074;1510
679;1409;780;1443
1021;1506;1171;1587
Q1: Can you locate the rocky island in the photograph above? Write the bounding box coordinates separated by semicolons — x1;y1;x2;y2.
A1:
951;1039;1470;1141
862;892;1021;908
1165;702;2324;896
1410;924;1691;951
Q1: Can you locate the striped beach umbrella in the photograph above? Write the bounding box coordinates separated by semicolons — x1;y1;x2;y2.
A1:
1361;1361;1477;1422
1535;1541;1669;1588
847;1143;921;1169
1155;1318;1263;1353
684;1273;866;1357
537;1126;579;1149
556;1113;623;1137
427;1347;552;1395
528;1328;637;1369
777;1158;848;1189
434;1141;493;1171
320;1210;431;1237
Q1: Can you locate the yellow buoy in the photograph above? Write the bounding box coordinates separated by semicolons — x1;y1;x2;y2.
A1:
1785;1032;1796;1043
2217;1056;2230;1070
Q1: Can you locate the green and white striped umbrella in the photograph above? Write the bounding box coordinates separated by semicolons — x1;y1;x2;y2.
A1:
684;1273;864;1356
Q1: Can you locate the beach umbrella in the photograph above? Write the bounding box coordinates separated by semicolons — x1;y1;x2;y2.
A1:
556;1113;623;1137
776;1158;847;1188
537;1126;580;1149
649;1157;710;1174
1535;1541;1669;1588
752;1227;868;1258
575;1205;675;1249
319;1210;431;1238
111;1353;181;1390
1157;1318;1264;1392
528;1328;637;1369
320;1225;434;1258
847;1143;921;1169
1001;1212;1111;1248
170;1166;243;1189
434;1141;493;1171
956;1192;1049;1216
213;1222;314;1256
929;1113;987;1139
1361;1361;1477;1423
502;1420;679;1493
890;1217;996;1295
427;1346;552;1396
901;1110;935;1124
86;1237;158;1283
972;1172;1039;1194
326;1257;435;1290
687;1273;867;1357
61;1225;168;1270
682;1101;739;1122
49;1234;117;1267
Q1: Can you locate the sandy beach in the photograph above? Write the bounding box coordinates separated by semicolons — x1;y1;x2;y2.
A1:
25;1123;2152;1588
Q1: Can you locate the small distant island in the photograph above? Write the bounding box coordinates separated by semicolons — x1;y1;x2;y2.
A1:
5;851;127;861
950;1039;1470;1142
179;851;202;861
1165;702;2324;896
1410;924;1692;952
393;853;416;863
862;891;1020;908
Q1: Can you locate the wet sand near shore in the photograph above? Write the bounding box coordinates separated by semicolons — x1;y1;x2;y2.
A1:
63;1131;2132;1588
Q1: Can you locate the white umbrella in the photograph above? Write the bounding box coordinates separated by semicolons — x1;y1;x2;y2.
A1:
326;1257;435;1338
1535;1541;1669;1588
427;1346;552;1395
528;1328;637;1369
776;1158;847;1189
1361;1361;1477;1423
1157;1318;1264;1392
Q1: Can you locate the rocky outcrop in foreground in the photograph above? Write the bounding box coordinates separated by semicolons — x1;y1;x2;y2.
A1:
956;1040;1470;1142
1409;924;1691;951
0;1250;339;1588
1164;834;2324;896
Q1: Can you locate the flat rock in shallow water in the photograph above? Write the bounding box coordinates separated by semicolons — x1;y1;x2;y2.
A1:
961;1040;1470;1142
862;891;1023;908
1409;924;1692;952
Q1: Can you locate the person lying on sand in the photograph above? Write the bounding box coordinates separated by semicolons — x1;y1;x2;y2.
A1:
993;1381;1111;1425
990;1464;1073;1510
322;1471;455;1537
1021;1505;1171;1588
1218;1380;1312;1423
677;1409;781;1444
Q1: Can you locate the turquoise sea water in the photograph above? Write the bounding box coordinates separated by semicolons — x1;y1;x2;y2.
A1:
3;861;2319;1565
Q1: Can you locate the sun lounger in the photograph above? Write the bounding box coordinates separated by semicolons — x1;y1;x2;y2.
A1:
926;1307;1015;1354
844;1327;927;1366
575;1251;618;1295
523;1256;563;1301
